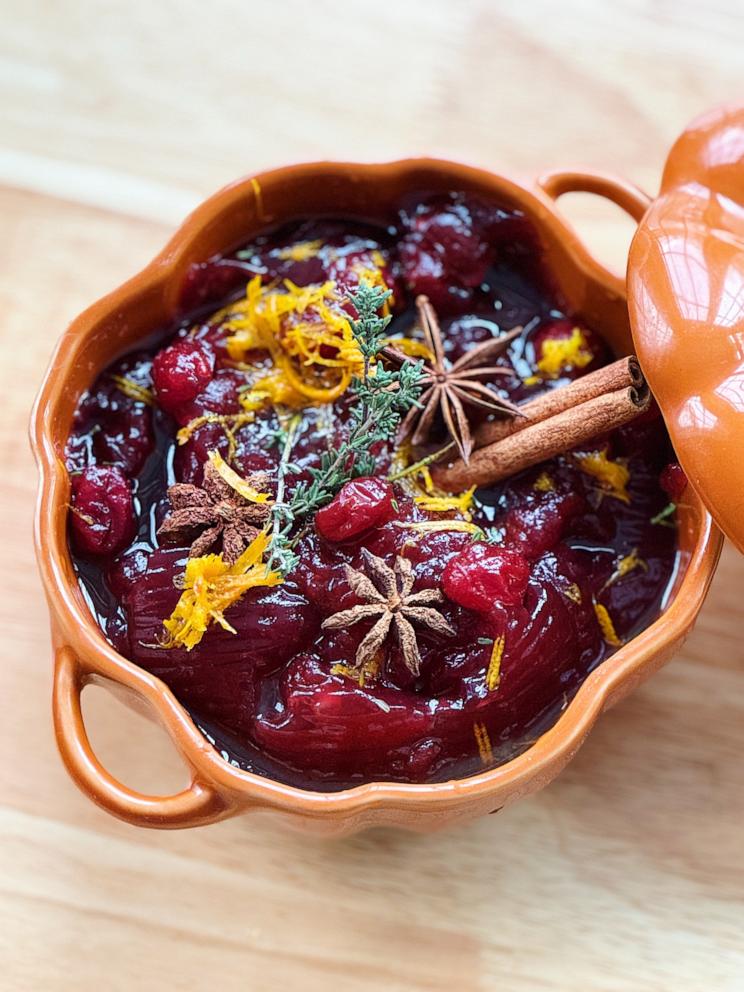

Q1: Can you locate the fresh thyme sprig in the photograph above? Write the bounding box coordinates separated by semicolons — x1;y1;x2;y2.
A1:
268;282;424;574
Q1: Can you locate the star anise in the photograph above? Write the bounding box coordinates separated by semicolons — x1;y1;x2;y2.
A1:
384;295;523;463
157;457;271;565
321;549;454;676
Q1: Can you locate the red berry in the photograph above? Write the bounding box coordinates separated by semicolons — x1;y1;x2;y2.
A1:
315;478;396;542
179;259;255;311
659;462;687;501
70;466;136;557
442;543;530;612
328;248;401;312
503;491;585;560
66;353;155;477
170;367;244;426
152;340;215;414
398;198;490;311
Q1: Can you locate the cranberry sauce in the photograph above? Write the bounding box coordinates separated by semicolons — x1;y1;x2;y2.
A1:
65;193;679;790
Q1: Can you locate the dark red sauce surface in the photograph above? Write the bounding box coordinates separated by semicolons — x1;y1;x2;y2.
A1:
65;194;678;790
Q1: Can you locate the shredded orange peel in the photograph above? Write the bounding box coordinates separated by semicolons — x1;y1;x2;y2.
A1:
602;548;647;591
219;264;400;414
415;486;477;519
533;471;555;493
213;245;415;415
537;326;593;378
573;448;631;503
250;177;265;221
176;411;256;463
486;635;505;691
162;532;282;651
473;721;494;765
221;276;361;410
395;519;485;538
207;450;272;504
562;582;583;604
276;239;324;262
383;336;434;361
352;251;394;314
593;600;622;648
390;441;477;519
331;653;381;688
110;374;155;407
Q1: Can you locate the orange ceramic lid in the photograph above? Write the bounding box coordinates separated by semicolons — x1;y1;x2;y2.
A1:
628;104;744;553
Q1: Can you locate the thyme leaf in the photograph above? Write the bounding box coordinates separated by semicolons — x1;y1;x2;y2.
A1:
268;282;424;573
650;502;677;526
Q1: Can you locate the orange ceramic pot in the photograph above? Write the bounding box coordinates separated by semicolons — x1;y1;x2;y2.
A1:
31;157;722;832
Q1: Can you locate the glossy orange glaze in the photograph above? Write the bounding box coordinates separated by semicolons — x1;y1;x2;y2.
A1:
628;104;744;553
31;161;722;831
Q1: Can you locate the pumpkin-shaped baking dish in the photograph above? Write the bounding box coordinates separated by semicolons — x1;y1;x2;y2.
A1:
628;103;744;555
31;156;722;832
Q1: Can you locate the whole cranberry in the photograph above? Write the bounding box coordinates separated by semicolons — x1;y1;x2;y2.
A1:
398;197;491;312
170;367;244;427
65;353;155;477
502;490;585;560
660;462;687;501
152;340;215;415
442;543;530;613
69;465;136;557
179;258;254;311
315;477;396;542
328;247;402;313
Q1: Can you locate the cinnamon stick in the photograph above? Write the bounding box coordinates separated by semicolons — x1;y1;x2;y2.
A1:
474;356;645;448
432;359;650;492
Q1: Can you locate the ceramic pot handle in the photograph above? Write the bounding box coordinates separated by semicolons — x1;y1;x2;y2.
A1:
536;169;652;223
53;647;228;828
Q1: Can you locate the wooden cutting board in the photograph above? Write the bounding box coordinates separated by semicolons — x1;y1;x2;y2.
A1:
1;2;742;989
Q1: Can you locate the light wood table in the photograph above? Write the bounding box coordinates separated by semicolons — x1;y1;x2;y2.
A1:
1;3;742;989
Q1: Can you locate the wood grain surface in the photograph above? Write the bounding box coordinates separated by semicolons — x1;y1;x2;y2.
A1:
1;2;743;989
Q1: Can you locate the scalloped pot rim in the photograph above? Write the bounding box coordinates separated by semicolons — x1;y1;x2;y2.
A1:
31;159;723;830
